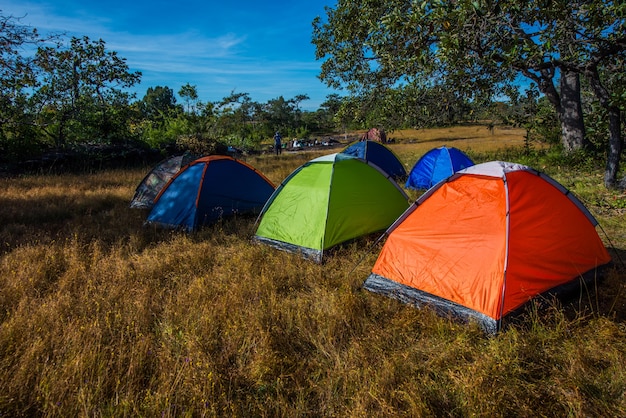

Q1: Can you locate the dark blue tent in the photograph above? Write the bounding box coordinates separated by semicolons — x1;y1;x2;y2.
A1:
340;140;407;180
146;155;275;231
405;146;474;190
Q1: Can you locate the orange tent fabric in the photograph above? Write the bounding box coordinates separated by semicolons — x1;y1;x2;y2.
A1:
364;161;611;333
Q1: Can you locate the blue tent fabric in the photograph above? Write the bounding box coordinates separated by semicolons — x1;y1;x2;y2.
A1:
129;152;198;209
340;140;407;180
405;146;474;190
147;156;275;231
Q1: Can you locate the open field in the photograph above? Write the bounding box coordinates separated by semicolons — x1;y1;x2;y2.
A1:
1;126;625;417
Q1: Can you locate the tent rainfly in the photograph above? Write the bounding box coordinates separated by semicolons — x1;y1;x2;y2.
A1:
405;146;474;190
364;161;612;333
146;155;275;231
254;153;410;262
340;140;407;180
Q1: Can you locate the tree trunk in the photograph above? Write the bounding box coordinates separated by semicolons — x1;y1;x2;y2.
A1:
531;68;586;153
604;107;623;188
559;70;587;152
585;65;624;188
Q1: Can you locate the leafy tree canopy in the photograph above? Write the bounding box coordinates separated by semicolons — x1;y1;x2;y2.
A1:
312;0;626;187
140;85;179;121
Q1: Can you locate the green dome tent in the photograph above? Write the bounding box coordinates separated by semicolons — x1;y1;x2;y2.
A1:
253;153;410;262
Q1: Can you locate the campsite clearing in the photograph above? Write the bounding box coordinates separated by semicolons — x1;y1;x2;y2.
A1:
0;126;624;417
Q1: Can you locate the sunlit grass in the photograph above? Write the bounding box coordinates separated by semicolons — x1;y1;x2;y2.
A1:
0;126;625;416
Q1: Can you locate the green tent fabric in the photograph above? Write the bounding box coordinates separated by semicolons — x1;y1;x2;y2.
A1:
254;153;410;262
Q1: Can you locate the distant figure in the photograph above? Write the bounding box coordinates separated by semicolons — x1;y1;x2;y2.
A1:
274;132;282;155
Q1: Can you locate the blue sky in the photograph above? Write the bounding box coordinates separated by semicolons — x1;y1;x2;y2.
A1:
3;0;339;110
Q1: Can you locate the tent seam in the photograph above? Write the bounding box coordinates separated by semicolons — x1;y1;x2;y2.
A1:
498;174;511;332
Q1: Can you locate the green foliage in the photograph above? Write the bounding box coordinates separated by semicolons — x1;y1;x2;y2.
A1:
139;85;180;121
528;97;561;146
175;135;226;155
582;62;626;154
584;101;610;153
178;83;199;115
312;0;626;185
139;116;191;150
0;28;141;159
0;122;44;161
1;13;331;159
33;36;141;148
295;126;310;139
0;15;40;90
0;15;52;156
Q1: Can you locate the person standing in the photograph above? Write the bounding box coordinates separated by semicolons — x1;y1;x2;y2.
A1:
273;131;282;155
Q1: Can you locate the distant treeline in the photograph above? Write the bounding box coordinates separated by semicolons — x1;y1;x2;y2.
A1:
0;12;563;169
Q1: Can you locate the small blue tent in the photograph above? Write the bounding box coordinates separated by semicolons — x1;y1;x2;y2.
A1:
340;140;407;180
405;146;474;190
147;155;275;231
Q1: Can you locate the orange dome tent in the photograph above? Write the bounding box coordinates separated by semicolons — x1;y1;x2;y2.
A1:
363;161;612;333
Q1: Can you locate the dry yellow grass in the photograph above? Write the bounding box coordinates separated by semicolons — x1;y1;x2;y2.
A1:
0;126;625;417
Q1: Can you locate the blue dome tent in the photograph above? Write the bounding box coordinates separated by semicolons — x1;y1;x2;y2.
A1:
405;146;474;190
146;155;275;231
340;140;407;180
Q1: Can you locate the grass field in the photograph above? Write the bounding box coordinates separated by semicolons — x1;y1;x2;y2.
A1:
1;126;625;417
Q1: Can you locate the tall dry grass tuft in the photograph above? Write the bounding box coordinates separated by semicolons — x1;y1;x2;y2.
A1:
1;127;625;416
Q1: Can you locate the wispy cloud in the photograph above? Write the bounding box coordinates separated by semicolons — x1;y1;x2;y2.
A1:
109;31;247;59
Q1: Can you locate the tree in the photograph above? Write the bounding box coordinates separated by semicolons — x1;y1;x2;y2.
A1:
0;14;35;91
291;93;310;126
178;83;199;115
313;0;626;187
0;13;54;157
582;47;626;187
317;93;345;131
213;91;265;149
262;95;312;137
139;85;179;122
497;83;561;147
34;36;141;146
